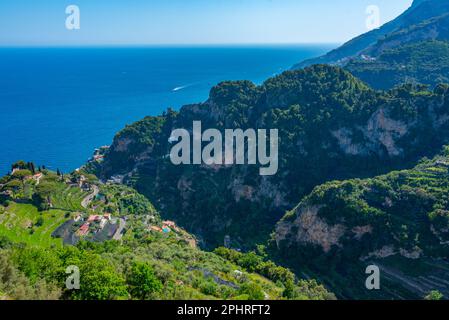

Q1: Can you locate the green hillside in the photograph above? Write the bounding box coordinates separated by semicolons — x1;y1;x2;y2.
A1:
274;147;449;299
97;65;449;250
346;41;449;89
0;164;333;300
295;0;449;70
294;0;449;90
0;203;65;248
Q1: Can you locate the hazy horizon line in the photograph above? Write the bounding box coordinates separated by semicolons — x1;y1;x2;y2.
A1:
0;42;340;49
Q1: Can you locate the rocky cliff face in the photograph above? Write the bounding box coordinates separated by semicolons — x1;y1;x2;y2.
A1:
273;149;449;298
275;206;346;253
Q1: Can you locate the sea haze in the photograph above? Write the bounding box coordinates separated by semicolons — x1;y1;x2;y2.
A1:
0;45;335;174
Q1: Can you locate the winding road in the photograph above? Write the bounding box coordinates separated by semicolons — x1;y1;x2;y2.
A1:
81;185;99;209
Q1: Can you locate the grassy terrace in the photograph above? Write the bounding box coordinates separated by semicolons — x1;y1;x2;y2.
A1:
0;202;65;247
0;169;91;248
50;184;88;211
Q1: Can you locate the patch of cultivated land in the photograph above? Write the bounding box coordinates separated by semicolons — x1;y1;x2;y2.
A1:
0;202;65;247
51;185;88;211
374;257;449;298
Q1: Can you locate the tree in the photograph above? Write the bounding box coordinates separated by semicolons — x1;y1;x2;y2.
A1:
237;252;263;272
35;216;44;227
127;261;163;299
238;282;264;300
12;247;61;284
33;181;56;211
12;160;27;170
27;162;36;174
5;180;22;192
0;252;61;300
71;255;128;300
12;169;32;186
282;279;296;299
0;236;13;249
6;169;31;196
425;290;444;300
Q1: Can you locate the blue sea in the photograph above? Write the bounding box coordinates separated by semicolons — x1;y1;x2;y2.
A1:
0;45;334;175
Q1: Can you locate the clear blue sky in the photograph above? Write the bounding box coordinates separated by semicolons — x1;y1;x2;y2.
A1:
0;0;413;46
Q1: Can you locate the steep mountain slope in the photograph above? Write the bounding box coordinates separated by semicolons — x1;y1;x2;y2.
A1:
0;165;332;300
345;40;449;89
294;0;449;69
97;65;449;251
273;147;449;299
293;0;449;90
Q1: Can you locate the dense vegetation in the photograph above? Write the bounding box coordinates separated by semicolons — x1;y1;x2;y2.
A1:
0;238;332;300
346;41;449;89
5;1;449;300
92;59;449;299
0;163;333;300
294;0;449;91
97;65;449;251
294;0;449;72
274;147;449;299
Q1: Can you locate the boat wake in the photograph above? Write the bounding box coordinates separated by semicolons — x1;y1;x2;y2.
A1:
172;83;196;92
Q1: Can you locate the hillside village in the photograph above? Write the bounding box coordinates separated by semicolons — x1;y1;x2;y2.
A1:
0;160;196;247
1;160;327;301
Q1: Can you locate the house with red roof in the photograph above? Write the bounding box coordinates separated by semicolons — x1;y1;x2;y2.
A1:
77;223;90;236
87;215;102;223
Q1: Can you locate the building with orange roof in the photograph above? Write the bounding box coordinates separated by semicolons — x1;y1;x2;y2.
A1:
149;225;163;233
87;215;102;223
77;223;90;236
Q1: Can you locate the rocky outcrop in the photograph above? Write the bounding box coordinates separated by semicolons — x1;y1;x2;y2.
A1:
362;245;396;260
352;225;373;240
274;150;449;300
365;109;409;156
331;128;368;156
361;246;423;260
114;137;133;152
98;65;449;250
332;108;411;157
276;206;346;253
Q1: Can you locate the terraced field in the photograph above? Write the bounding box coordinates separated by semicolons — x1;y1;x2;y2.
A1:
0;202;67;247
50;185;88;211
375;257;449;299
0;171;103;248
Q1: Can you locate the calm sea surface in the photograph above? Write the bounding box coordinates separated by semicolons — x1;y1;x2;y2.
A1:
0;45;334;174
